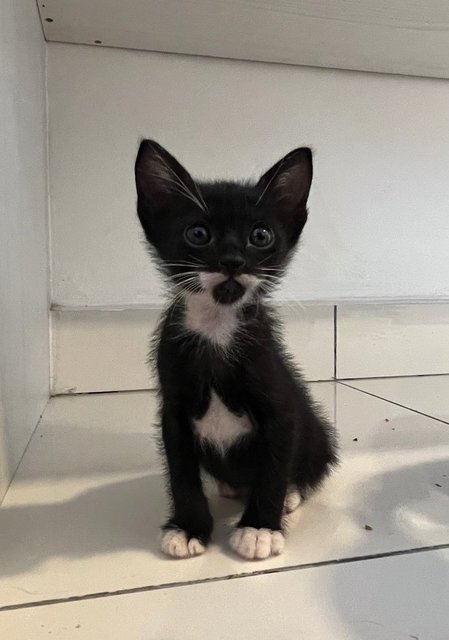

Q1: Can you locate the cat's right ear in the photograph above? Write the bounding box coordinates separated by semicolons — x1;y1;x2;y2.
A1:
135;140;206;219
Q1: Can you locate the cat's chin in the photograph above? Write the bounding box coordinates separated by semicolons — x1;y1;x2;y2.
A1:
212;279;246;305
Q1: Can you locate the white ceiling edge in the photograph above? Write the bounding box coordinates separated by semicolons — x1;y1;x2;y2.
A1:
37;0;449;80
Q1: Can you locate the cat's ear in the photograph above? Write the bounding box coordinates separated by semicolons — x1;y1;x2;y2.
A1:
135;140;206;214
256;147;313;242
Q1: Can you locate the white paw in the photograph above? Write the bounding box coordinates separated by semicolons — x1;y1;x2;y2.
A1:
218;481;242;499
160;529;206;559
230;527;285;560
284;487;302;514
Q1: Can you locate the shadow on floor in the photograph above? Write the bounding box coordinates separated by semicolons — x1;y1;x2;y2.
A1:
0;474;243;581
329;419;449;640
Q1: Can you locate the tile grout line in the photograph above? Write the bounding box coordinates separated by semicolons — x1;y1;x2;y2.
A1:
49;373;449;398
0;408;48;508
338;372;449;381
333;305;337;379
2;543;449;613
338;381;449;425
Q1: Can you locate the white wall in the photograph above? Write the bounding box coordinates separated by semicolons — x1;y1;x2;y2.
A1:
48;43;449;307
0;1;49;499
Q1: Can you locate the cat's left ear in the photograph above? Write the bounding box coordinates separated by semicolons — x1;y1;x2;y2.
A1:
256;147;313;243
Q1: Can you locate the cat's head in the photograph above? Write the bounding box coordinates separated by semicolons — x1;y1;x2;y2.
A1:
135;140;312;305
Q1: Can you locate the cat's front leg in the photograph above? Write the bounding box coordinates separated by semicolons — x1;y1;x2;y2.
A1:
160;408;213;559
230;417;291;560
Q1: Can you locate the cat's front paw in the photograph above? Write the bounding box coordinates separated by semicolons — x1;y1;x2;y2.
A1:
230;527;285;560
160;528;207;559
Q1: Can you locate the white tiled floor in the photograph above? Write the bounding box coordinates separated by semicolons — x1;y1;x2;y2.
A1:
344;376;449;424
1;377;449;638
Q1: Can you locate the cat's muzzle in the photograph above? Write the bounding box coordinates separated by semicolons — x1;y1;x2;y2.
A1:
212;278;246;305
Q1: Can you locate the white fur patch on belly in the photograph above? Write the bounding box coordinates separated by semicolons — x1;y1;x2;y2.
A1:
184;292;238;346
194;391;252;454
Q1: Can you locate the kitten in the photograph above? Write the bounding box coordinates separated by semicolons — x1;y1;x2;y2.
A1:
134;140;338;561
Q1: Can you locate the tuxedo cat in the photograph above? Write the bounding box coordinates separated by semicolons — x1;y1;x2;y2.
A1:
134;140;337;560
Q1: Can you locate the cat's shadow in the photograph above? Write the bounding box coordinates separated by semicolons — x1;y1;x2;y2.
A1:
1;453;448;579
329;459;449;640
0;474;244;580
327;422;449;640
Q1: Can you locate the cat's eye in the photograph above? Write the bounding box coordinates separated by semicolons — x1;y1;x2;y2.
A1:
184;224;211;247
249;226;274;248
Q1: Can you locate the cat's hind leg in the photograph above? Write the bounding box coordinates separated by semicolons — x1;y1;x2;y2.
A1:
283;485;302;514
217;481;245;499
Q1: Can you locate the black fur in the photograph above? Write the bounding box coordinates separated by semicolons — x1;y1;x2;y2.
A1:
135;140;338;556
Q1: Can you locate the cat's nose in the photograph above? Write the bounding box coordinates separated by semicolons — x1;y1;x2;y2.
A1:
219;255;246;274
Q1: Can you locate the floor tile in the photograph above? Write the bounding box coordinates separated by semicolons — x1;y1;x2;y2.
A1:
1;549;448;639
344;376;449;424
1;383;449;607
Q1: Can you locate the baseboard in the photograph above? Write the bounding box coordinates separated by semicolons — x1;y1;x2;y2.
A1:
336;303;449;379
51;301;449;395
51;304;335;394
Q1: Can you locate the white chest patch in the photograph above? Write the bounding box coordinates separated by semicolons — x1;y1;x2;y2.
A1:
194;391;252;454
184;292;239;346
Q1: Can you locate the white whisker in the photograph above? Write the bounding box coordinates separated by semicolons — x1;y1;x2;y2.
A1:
256;254;276;267
187;254;207;266
152;151;208;212
255;157;288;207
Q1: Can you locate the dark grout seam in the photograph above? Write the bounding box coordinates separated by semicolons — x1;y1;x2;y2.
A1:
338;372;449;381
339;381;449;425
2;543;449;613
51;373;449;399
333;305;337;379
0;407;47;508
53;388;155;398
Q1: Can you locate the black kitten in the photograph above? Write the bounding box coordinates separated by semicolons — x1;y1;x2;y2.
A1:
135;140;337;561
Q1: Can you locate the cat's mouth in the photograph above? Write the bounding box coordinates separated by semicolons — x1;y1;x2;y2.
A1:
212;279;245;305
197;272;260;305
